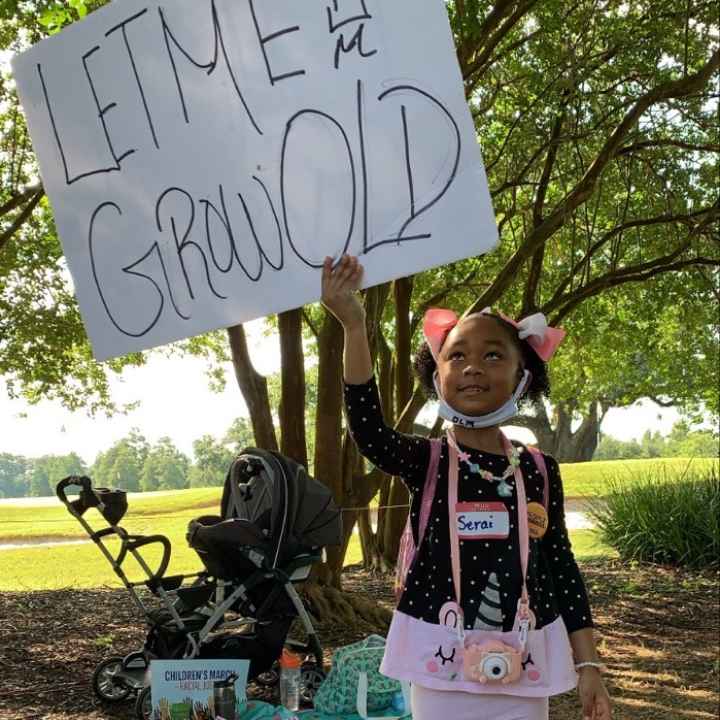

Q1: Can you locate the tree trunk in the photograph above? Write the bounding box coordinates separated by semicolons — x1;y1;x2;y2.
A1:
358;506;382;570
227;324;278;451
381;478;409;566
380;278;415;566
374;322;394;557
394;277;414;415
278;309;307;468
312;312;346;588
513;400;603;462
554;402;601;462
523;401;556;451
380;385;429;566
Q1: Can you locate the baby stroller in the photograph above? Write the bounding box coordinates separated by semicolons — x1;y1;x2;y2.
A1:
57;448;342;719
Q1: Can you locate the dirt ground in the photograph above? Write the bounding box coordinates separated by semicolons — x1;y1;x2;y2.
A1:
0;560;717;720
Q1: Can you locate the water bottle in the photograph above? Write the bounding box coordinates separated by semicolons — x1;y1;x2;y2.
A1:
279;648;302;711
213;672;238;720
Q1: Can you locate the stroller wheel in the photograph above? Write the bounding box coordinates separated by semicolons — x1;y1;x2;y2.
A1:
135;686;152;720
300;664;326;703
92;657;132;703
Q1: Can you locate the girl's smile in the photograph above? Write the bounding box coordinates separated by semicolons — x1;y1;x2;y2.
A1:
458;384;489;394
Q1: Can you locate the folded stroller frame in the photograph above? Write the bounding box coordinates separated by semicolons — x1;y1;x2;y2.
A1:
57;448;343;719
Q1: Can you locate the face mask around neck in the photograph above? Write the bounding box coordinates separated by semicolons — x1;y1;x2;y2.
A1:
433;370;531;428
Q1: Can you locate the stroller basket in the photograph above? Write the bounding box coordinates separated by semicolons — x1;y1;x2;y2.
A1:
59;476;128;525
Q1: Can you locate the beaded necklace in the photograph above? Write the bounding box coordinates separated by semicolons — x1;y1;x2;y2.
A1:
456;443;522;497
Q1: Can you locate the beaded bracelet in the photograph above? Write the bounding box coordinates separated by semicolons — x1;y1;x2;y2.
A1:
575;661;605;672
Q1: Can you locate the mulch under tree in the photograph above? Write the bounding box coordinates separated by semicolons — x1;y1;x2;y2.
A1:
0;561;717;720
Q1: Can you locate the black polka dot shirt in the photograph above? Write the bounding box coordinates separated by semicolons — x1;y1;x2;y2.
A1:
345;376;594;634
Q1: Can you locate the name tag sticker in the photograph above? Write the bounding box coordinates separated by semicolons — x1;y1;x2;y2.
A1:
456;502;510;540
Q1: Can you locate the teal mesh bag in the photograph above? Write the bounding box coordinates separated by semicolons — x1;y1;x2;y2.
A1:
313;635;400;716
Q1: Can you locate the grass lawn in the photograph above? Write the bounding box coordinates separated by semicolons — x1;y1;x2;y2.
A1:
4;454;707;591
1;456;714;543
0;487;222;541
559;456;718;497
0;525;612;591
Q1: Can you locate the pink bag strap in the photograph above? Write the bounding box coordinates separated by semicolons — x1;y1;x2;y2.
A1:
417;438;442;548
526;445;549;511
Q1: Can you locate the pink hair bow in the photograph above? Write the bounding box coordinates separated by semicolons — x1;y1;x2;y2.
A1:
423;308;459;361
423;307;565;362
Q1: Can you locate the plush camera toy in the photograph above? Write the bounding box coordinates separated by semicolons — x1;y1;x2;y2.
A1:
464;640;523;684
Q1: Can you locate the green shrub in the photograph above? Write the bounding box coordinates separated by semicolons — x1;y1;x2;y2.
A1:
590;465;719;569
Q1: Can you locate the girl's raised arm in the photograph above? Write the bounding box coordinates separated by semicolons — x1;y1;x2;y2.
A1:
321;255;372;384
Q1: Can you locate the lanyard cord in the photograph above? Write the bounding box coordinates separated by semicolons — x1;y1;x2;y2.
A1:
446;429;531;640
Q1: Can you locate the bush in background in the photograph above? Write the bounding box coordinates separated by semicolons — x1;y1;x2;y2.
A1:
591;465;719;569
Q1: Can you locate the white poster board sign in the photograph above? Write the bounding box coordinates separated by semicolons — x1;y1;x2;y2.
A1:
13;0;498;361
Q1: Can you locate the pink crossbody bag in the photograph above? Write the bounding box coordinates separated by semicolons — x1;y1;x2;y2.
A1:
394;438;549;602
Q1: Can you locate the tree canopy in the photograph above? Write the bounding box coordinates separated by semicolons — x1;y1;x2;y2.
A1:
1;0;717;580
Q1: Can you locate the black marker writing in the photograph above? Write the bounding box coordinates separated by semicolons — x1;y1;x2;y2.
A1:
281;109;356;268
365;84;461;251
326;0;371;33
334;24;377;70
52;4;468;343
156;187;227;303
159;0;262;134
327;0;377;69
105;8;159;150
82;46;136;170
90;178;291;337
248;0;306;86
89;202;166;336
356;79;369;251
199;182;283;282
38;61;125;186
238;178;284;271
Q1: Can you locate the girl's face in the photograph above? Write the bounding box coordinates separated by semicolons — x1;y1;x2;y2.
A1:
436;315;524;416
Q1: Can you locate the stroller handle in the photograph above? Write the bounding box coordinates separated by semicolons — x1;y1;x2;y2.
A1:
56;475;93;506
126;534;172;583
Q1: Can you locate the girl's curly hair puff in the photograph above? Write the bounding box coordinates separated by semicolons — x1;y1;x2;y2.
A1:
412;313;550;407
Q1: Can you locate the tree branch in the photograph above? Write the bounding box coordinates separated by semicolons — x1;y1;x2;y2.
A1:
469;49;720;313
394;277;414;416
550;253;720;324
227;324;279;451
0;184;42;218
395;383;429;434
617;139;720;155
302;309;319;340
0;189;44;253
463;0;539;90
522;99;568;314
545;206;718;310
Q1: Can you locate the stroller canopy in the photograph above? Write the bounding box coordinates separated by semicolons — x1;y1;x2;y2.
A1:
221;448;343;560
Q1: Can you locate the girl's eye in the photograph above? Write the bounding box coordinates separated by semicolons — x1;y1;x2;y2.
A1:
486;351;502;360
449;351;464;360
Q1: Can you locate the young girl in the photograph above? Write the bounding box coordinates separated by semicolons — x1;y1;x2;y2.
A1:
321;255;612;720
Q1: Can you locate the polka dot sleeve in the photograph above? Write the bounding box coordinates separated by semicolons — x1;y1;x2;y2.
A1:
343;376;430;493
540;454;594;634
